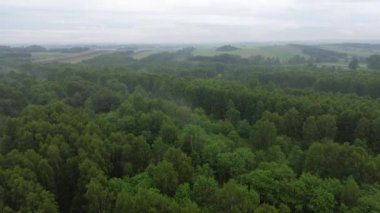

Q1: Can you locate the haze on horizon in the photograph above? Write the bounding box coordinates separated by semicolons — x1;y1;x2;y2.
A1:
1;0;380;45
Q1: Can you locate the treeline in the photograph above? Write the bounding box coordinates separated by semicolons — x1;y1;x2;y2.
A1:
48;47;90;53
289;44;347;62
192;54;281;65
254;70;380;98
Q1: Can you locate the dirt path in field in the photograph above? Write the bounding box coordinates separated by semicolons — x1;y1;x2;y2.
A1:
34;50;110;64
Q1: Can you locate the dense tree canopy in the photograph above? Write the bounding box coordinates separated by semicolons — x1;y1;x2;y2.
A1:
1;48;380;212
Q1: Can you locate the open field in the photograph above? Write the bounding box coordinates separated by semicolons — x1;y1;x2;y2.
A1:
132;50;162;59
132;48;179;59
32;50;111;64
192;45;305;60
109;44;380;62
318;44;380;57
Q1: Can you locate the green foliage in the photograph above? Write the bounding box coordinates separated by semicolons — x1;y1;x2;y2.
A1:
1;50;380;212
216;180;259;213
90;90;120;113
283;108;303;139
116;188;179;213
85;176;112;213
225;101;241;124
308;188;335;213
192;176;218;207
159;119;178;144
215;148;255;182
255;204;279;213
349;58;359;70
367;54;380;70
250;120;277;149
164;148;194;183
340;176;361;207
303;114;337;145
147;160;179;195
304;141;376;182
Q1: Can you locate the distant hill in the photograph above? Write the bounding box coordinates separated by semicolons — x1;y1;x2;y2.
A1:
0;45;46;55
0;45;46;59
0;46;11;51
216;45;239;52
49;47;90;53
331;43;380;50
289;44;347;62
16;45;47;53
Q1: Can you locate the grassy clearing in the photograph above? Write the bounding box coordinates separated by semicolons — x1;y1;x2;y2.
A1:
192;45;305;60
132;48;179;59
32;52;72;61
319;45;380;57
132;50;160;59
316;61;368;70
32;50;111;64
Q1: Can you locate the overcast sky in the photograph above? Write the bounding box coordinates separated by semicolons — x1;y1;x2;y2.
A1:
1;0;380;44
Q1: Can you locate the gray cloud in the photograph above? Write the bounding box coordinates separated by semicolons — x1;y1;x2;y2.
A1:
0;0;379;44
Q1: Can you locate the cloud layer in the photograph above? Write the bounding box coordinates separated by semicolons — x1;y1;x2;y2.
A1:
1;0;379;44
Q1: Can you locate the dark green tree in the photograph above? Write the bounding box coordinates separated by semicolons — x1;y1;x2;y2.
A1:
216;180;259;213
147;160;179;195
340;176;361;207
192;176;218;207
349;58;359;70
367;54;380;70
250;120;277;149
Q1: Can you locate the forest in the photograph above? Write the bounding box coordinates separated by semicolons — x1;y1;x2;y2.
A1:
1;45;380;213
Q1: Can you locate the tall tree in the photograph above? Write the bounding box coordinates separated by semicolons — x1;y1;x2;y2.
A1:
250;120;277;149
349;58;359;70
216;180;259;213
367;55;380;70
340;176;361;207
147;160;179;195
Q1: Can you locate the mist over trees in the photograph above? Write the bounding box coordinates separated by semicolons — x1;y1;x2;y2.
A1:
0;45;380;212
367;54;380;70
